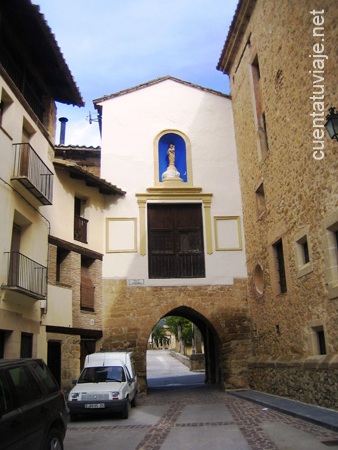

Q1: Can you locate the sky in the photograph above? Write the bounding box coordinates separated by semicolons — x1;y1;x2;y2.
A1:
36;0;238;147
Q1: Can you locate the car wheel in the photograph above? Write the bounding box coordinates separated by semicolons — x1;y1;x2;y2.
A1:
131;394;137;407
44;428;64;450
121;398;131;419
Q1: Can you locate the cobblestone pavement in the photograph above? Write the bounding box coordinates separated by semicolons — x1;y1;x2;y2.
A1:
65;385;338;450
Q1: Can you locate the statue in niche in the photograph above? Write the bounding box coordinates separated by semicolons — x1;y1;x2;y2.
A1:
162;143;182;181
167;143;176;167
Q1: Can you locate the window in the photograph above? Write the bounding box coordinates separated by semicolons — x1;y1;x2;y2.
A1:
20;333;33;358
301;239;310;264
273;239;287;293
74;197;88;243
250;54;269;159
253;263;264;297
7;365;41;406
255;182;266;217
294;230;313;277
8;224;21;287
56;247;69;283
81;257;95;311
310;325;327;355
148;204;205;278
322;211;338;299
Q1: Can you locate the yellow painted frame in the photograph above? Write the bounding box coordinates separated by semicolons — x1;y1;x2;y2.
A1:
214;216;243;251
106;218;137;253
136;188;213;256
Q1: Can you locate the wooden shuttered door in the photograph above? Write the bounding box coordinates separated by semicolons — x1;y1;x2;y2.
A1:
148;203;205;279
81;263;95;311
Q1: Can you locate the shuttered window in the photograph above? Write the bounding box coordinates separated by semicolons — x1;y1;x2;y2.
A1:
148;204;205;278
81;259;95;311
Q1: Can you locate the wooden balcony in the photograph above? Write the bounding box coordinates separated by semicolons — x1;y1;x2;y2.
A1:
74;215;88;243
11;143;53;205
4;252;47;299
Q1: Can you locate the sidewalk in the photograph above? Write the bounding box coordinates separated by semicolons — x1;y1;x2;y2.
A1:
228;389;338;432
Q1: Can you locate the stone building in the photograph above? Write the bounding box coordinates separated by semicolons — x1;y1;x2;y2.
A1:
217;0;338;409
93;76;251;392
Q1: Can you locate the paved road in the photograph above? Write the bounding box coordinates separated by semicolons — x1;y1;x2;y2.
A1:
64;350;338;450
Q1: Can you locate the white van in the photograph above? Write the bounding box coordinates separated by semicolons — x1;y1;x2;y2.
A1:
68;352;138;420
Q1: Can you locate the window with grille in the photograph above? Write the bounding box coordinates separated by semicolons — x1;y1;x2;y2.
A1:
148;204;205;279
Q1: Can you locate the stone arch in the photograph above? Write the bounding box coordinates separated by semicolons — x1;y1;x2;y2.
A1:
161;306;222;385
137;305;226;392
101;279;251;393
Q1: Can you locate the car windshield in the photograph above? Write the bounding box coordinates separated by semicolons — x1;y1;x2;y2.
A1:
78;366;126;383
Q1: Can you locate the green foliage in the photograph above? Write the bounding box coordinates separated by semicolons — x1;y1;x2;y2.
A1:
151;324;169;347
165;316;194;345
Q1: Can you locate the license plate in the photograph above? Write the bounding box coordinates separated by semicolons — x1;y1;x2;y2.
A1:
85;403;105;409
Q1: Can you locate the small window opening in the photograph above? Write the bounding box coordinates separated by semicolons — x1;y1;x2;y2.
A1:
273;239;287;293
255;182;266;217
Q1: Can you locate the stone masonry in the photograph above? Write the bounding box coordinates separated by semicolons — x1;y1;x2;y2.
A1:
101;278;251;393
217;0;338;409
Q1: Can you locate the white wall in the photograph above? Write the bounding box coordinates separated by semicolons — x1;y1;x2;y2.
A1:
98;79;246;285
46;169;106;253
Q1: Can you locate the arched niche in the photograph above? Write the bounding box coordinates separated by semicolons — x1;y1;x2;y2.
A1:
154;130;193;187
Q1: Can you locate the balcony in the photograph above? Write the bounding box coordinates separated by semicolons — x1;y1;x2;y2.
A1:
4;252;47;300
11;143;53;205
74;215;88;243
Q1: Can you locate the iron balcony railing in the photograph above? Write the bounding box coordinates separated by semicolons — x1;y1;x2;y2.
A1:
12;143;53;205
4;252;47;299
74;215;88;243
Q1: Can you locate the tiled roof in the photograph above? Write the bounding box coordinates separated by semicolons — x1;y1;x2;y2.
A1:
93;75;230;104
217;0;256;75
53;160;126;196
2;0;84;106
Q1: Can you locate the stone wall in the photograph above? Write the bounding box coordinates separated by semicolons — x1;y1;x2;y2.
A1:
248;355;338;410
47;332;81;392
102;278;251;392
170;350;205;371
218;0;338;409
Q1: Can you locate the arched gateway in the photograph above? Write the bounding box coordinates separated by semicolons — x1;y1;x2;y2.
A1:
101;280;251;393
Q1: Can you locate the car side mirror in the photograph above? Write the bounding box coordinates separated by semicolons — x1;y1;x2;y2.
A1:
72;379;77;385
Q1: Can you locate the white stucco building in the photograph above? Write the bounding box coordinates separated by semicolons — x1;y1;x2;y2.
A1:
94;76;246;287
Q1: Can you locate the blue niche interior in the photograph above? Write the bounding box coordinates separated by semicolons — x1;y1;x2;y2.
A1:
158;133;187;182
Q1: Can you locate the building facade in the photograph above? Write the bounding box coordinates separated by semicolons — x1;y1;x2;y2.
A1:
217;0;338;409
44;151;125;386
0;0;83;361
93;77;251;391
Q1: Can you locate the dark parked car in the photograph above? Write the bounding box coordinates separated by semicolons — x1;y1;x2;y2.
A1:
0;358;68;450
